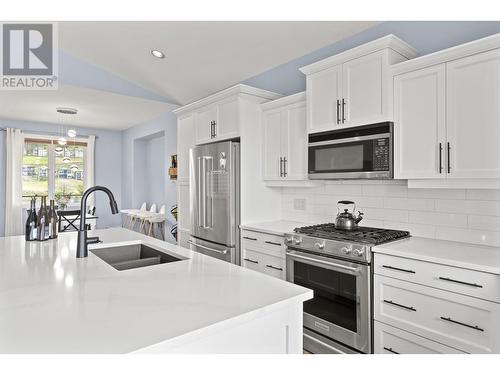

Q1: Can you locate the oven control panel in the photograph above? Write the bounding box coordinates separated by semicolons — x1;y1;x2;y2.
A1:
284;234;370;263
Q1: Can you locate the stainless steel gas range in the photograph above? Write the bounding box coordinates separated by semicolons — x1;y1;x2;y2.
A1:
285;224;409;354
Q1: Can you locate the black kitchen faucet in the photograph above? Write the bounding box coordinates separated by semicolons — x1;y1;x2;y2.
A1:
76;186;119;258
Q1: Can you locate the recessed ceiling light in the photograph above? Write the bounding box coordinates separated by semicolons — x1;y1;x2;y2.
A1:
151;49;165;59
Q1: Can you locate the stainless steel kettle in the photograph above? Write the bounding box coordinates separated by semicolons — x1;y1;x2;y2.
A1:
335;200;364;230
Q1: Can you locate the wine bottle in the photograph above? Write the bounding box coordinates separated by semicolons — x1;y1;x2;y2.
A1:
48;199;58;239
25;197;38;241
37;196;49;241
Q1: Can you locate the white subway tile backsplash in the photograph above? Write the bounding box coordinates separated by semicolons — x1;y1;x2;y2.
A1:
409;211;467;228
435;227;500;247
281;181;500;247
361;184;408;197
407;188;466;200
383;197;435;211
435;199;500;216
468;215;500;232
466;189;500;201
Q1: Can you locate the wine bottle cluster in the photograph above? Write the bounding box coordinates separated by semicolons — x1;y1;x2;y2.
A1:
25;197;58;242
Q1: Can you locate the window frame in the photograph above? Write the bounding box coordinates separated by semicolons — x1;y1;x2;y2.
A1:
22;134;88;207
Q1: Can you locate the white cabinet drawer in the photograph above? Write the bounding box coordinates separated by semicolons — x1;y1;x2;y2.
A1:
374;321;465;354
374;274;500;353
374;253;500;303
241;230;285;258
260;253;286;280
242;249;263;273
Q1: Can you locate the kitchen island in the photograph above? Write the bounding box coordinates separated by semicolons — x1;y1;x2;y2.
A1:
0;228;312;354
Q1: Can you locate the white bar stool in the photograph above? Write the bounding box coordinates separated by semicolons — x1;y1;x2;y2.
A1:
138;203;157;234
146;205;166;240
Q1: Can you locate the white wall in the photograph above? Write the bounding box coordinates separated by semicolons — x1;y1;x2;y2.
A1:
281;180;500;247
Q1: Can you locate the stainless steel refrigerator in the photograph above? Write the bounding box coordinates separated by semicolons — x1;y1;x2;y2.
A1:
189;141;240;264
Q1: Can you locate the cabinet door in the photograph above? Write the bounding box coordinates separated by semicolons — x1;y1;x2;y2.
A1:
216;99;239;140
194;105;216;144
394;64;446;179
283;104;307;180
342;51;387;127
306;65;342;133
447;49;500;178
177;113;195;183
262;110;283;180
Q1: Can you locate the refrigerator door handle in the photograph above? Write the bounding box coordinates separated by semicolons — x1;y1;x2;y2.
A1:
197;157;209;228
188;240;230;255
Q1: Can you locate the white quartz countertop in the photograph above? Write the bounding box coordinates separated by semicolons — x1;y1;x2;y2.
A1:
0;228;311;353
373;236;500;275
240;220;311;236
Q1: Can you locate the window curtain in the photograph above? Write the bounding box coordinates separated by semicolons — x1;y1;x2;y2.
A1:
5;128;25;236
84;135;96;208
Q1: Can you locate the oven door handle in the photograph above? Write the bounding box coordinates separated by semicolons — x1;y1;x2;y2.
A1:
286;251;360;274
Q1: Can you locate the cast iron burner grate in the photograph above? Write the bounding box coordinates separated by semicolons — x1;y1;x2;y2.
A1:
294;223;410;245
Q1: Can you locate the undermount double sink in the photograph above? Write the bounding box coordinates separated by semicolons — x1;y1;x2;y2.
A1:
91;243;184;271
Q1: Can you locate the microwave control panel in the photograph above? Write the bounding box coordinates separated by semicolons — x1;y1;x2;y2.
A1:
373;138;390;171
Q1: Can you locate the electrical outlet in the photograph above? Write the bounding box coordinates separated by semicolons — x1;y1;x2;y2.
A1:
293;198;306;211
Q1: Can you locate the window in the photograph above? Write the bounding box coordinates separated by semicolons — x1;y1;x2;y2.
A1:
22;137;87;207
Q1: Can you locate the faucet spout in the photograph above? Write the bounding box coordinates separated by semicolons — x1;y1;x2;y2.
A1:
76;186;119;258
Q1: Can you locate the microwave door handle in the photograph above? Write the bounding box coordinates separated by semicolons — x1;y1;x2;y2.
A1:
287;251;359;274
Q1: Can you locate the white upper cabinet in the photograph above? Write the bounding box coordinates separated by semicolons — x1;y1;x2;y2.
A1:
194;105;215;145
394;64;446;179
306;65;342;133
342;50;388;126
261;93;307;181
300;35;417;134
392;33;500;186
194;100;238;144
446;49;500;179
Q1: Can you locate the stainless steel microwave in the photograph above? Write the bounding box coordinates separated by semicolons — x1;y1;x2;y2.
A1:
308;122;393;180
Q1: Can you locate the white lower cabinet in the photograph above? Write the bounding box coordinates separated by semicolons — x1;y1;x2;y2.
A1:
374;272;500;353
374;321;465;354
241;230;285;280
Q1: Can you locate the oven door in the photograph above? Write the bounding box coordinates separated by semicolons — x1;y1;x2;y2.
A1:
308;134;392;179
286;249;371;353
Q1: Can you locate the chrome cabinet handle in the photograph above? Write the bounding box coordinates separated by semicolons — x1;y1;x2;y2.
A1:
188;240;229;255
266;264;283;271
438;277;483;288
264;240;282;246
213;120;217;137
439;142;443;173
244;258;258;264
447;142;451;173
210;121;214;138
440;316;484;332
342;98;346;123
382;265;415;274
383;347;399;354
383;299;416;311
336;99;341;124
283;157;287;177
279;157;283;177
243;236;257;241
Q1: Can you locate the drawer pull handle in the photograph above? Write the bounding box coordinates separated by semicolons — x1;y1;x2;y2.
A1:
244;258;258;264
266;264;283;271
438;277;483;288
383;299;416;311
383;347;399;354
243;236;257;241
264;241;282;246
440;316;484;332
382;265;415;274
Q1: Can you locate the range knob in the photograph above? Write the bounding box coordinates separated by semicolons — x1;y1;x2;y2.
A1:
314;241;325;250
294;237;303;245
341;246;352;255
284;236;293;244
353;248;365;257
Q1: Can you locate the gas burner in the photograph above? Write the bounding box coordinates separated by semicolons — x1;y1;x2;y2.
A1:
294;223;410;245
